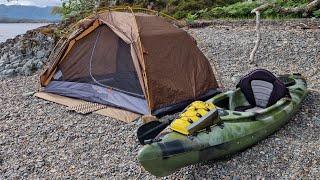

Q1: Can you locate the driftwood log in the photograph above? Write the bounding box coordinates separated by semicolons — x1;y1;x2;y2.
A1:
253;0;320;16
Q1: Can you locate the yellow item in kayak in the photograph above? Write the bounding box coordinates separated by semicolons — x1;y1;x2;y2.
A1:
170;101;219;135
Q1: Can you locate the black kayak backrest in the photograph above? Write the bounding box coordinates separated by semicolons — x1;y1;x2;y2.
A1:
237;69;289;108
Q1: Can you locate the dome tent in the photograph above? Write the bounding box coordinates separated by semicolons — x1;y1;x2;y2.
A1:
40;10;219;115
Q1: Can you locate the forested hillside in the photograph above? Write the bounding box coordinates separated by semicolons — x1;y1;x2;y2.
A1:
0;4;60;22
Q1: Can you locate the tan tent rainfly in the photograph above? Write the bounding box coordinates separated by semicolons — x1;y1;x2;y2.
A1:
40;10;219;115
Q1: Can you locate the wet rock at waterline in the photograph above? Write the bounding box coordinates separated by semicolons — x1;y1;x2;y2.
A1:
0;25;56;77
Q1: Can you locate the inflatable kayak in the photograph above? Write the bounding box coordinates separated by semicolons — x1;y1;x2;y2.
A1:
137;69;308;177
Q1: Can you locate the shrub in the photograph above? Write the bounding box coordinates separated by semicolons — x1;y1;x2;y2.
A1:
208;1;261;19
313;10;320;17
168;0;243;19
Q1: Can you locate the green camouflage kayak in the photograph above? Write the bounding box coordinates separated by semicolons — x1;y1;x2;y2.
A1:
138;71;307;177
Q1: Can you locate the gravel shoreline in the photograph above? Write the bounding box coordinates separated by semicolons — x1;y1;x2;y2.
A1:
1;20;319;179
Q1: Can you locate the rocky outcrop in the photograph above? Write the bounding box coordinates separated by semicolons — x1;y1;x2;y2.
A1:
0;24;57;77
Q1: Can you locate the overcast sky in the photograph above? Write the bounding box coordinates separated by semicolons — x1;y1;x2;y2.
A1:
0;0;61;7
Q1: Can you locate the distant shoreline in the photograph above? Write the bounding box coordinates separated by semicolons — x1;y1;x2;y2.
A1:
0;21;60;23
0;18;60;23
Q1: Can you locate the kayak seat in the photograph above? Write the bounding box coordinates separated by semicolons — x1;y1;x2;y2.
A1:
235;69;289;112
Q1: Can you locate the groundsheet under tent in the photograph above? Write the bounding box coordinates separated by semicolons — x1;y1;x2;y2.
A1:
34;92;139;123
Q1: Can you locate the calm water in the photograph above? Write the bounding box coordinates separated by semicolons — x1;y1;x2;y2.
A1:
0;23;49;43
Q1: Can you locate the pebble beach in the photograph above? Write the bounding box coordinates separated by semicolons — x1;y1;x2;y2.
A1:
0;20;319;179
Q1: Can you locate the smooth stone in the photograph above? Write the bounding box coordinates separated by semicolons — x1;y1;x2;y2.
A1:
23;91;35;97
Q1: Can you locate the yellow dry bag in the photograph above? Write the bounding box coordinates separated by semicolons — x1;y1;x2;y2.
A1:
170;101;220;135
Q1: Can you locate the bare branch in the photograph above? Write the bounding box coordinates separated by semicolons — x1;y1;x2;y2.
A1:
249;10;261;65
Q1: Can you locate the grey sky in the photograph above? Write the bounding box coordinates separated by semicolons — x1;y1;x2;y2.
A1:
0;0;61;7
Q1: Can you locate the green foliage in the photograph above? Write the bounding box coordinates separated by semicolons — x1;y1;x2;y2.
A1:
313;10;320;17
185;12;198;24
203;0;317;19
56;0;320;21
208;1;260;18
54;0;118;20
169;0;243;19
55;0;245;20
272;0;309;7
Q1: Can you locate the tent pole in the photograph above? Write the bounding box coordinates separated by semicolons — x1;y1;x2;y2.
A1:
128;6;153;114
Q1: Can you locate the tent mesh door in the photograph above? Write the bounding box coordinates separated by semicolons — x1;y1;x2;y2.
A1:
55;25;144;97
